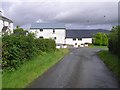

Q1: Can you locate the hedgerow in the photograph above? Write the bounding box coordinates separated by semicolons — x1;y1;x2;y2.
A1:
108;26;120;57
2;28;56;71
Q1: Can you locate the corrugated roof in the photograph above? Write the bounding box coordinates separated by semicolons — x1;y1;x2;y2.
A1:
66;29;110;38
0;16;13;23
30;23;66;29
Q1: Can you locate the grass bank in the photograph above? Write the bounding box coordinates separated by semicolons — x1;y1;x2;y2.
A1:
89;45;108;49
2;49;69;88
97;50;120;82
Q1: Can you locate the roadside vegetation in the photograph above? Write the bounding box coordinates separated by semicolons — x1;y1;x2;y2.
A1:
2;27;56;71
2;27;69;88
98;50;119;81
108;26;120;58
88;32;108;50
3;48;69;88
88;44;108;49
93;32;108;46
98;25;120;82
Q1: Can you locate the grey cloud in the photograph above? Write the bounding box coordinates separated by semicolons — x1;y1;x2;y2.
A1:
1;1;118;29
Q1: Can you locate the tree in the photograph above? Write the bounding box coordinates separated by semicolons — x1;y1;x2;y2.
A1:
102;33;108;46
108;25;119;56
93;32;103;46
93;32;108;46
16;25;20;29
13;27;28;36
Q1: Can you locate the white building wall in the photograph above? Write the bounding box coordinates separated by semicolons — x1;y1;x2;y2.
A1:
65;38;82;47
54;29;65;44
66;38;92;47
9;23;13;33
82;38;92;44
4;21;9;26
0;20;13;36
29;29;66;44
0;20;3;36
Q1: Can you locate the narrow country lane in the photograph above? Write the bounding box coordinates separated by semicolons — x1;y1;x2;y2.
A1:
27;48;118;88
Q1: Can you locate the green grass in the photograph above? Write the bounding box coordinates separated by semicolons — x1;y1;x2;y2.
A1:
88;45;108;50
0;67;1;87
2;49;69;88
97;50;120;82
0;37;1;89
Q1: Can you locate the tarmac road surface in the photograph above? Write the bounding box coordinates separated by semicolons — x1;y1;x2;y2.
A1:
27;48;118;88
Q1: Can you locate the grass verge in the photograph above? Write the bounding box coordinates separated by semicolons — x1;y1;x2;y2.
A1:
2;48;69;88
89;45;108;49
97;50;120;82
0;70;2;89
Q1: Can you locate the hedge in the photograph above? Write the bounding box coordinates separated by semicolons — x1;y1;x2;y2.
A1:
2;29;56;71
108;26;120;57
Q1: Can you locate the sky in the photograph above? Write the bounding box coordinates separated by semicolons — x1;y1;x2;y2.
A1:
0;0;119;30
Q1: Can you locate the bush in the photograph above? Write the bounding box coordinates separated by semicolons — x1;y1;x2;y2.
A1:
35;38;56;52
13;28;28;36
93;32;108;46
2;28;56;71
108;26;119;57
102;33;108;46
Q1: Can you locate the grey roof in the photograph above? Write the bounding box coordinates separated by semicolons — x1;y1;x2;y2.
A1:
0;16;13;23
30;23;65;29
66;29;110;38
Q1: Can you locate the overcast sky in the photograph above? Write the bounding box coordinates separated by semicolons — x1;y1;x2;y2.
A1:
0;0;119;30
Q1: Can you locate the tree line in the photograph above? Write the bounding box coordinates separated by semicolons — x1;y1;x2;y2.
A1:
93;25;120;58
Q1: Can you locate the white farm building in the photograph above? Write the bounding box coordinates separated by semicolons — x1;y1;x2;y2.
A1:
0;11;13;36
30;23;109;48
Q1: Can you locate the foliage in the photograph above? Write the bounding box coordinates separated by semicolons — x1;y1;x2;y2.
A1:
35;38;56;52
13;27;28;36
2;49;69;88
93;32;108;46
108;25;119;57
98;50;120;82
102;33;108;46
2;28;56;71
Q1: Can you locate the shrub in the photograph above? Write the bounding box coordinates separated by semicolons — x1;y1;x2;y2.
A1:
102;33;108;46
13;28;28;36
35;38;56;52
93;32;108;46
2;28;56;71
108;26;119;57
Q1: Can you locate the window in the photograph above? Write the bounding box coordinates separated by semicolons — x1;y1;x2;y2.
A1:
75;43;77;45
78;38;82;40
35;30;38;33
39;29;43;32
54;37;57;40
39;36;43;38
53;29;55;34
3;21;5;26
73;38;76;41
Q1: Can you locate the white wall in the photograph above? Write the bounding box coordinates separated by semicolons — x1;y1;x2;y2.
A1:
29;29;66;44
82;38;92;44
65;38;82;47
9;23;13;33
54;29;66;44
4;21;9;26
0;20;3;36
0;20;13;36
66;38;92;47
